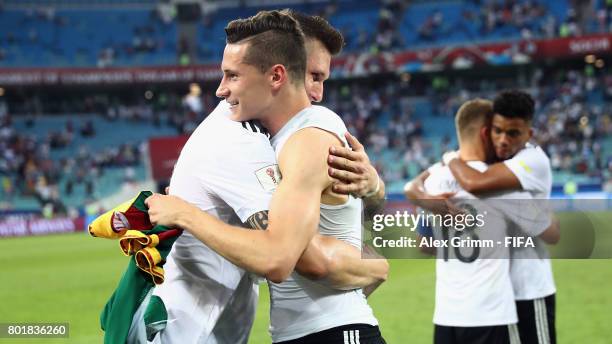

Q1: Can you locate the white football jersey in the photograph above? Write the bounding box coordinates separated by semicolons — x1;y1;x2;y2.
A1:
424;161;547;327
267;105;378;342
152;100;278;344
504;143;556;300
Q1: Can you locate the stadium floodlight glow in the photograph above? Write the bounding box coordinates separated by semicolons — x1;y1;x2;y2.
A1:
595;59;605;68
585;54;596;64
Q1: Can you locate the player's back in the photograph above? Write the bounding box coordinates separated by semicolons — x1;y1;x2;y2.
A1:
424;161;530;327
268;105;378;342
153;100;277;344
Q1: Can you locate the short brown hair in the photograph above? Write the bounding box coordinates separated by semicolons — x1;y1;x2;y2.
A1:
455;99;494;142
225;10;306;85
281;9;344;56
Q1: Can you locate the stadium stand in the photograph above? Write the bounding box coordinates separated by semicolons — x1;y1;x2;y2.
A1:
1;0;605;67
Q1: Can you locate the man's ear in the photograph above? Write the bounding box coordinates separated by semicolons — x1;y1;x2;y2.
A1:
528;127;533;140
480;126;489;141
269;64;288;90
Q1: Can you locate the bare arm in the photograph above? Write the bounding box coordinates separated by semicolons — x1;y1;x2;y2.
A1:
403;170;458;215
539;215;560;245
245;210;389;290
146;128;334;283
360;245;389;297
447;159;521;194
298;236;388;292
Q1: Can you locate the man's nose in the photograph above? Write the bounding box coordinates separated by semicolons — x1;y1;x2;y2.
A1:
309;85;323;103
216;80;229;99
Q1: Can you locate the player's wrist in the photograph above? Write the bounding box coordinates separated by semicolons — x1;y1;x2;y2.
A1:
176;204;197;230
364;174;381;198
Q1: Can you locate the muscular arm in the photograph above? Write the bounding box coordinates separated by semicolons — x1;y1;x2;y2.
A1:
244;210;389;290
147;128;334;283
297;236;388;293
447;159;521;194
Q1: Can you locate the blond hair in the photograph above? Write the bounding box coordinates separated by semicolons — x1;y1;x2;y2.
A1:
455;99;493;142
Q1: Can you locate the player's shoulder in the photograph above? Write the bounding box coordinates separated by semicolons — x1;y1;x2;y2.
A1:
302;105;347;130
505;143;551;175
513;143;549;161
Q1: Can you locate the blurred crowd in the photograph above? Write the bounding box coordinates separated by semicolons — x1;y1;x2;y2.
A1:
320;66;612;188
1;1;609;66
0;110;143;213
4;63;610;213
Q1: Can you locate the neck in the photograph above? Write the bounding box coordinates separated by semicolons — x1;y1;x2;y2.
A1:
458;140;486;162
260;83;311;136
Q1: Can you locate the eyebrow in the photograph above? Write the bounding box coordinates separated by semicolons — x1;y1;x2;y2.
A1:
492;125;521;134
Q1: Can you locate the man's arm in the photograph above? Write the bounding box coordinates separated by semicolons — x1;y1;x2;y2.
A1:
403;170;458;215
539;216;560;245
146;128;338;283
327;132;386;217
447;159;521;194
244;210;389;290
297;236;388;293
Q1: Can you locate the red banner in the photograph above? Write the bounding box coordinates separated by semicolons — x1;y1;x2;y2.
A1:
0;215;84;237
148;135;189;181
538;33;611;57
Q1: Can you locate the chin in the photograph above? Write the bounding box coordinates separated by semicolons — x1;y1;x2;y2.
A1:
230;111;255;122
496;152;511;160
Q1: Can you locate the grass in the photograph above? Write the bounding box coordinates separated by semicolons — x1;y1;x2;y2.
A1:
0;211;610;343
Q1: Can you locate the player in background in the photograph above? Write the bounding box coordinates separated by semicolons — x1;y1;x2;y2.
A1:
138;11;387;344
445;90;558;344
146;10;387;344
406;99;557;344
405;90;559;344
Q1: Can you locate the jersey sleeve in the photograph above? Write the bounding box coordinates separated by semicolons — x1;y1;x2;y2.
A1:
203;135;278;223
495;194;552;237
503;147;551;196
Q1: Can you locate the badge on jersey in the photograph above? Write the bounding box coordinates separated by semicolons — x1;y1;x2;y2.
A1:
255;164;281;191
